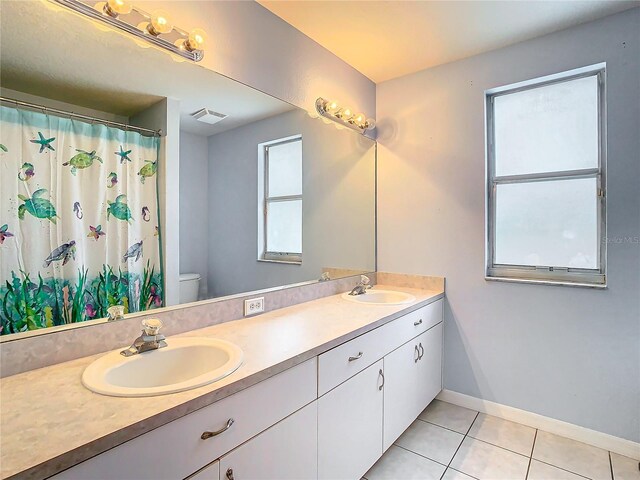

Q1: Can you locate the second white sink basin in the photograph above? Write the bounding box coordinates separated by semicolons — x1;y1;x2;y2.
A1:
341;289;416;305
82;337;243;397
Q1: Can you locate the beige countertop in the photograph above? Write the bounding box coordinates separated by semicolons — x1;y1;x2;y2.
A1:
0;285;444;479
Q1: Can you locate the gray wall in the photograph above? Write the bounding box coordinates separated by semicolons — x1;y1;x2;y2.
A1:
179;131;210;298
131;98;182;305
207;110;376;298
377;9;640;441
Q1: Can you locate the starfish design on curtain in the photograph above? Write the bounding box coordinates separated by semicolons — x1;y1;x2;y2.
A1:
30;132;55;153
115;145;132;163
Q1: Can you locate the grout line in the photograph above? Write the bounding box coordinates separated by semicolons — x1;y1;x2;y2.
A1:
533;460;592;479
447;467;481;480
416;417;473;436
438;411;480;480
609;451;614;480
525;429;538;480
393;443;449;468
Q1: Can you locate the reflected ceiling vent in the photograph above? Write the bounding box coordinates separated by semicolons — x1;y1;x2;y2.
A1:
191;108;228;125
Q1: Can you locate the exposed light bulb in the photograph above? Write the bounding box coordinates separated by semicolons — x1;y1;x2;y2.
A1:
325;100;340;115
185;28;207;51
353;112;366;126
364;118;376;130
339;107;353;121
104;0;132;16
148;10;173;35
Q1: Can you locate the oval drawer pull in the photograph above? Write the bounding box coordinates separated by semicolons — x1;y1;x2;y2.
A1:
414;319;423;326
201;418;234;440
348;351;363;362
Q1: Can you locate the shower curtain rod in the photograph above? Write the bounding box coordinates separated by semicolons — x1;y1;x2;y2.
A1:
0;96;162;137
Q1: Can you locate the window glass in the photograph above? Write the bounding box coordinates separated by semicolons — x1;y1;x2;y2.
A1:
268;140;302;197
266;199;302;254
494;75;599;177
494;177;599;269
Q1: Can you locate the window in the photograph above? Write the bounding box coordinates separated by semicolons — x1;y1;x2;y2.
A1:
258;136;302;263
486;64;606;286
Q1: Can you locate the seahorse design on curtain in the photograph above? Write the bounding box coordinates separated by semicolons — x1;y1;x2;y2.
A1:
0;105;163;334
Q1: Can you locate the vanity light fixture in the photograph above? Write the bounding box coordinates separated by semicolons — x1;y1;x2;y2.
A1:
52;0;207;62
315;97;376;134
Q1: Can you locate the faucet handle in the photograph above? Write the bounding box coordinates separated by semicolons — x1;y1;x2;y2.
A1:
142;318;163;336
360;275;371;286
107;305;125;321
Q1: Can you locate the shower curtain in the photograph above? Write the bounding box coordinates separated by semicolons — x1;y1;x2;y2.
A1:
0;105;163;335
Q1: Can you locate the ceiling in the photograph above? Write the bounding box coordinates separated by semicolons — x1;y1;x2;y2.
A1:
0;1;294;136
258;0;639;83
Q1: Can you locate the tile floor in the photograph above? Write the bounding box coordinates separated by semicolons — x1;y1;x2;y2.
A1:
364;400;640;480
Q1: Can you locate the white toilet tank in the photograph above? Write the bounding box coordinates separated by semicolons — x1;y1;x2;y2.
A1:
179;273;201;303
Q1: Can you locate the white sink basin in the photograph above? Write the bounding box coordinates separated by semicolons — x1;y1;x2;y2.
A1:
341;289;416;305
82;337;243;397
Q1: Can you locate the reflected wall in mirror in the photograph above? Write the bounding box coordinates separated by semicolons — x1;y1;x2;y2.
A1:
0;1;376;338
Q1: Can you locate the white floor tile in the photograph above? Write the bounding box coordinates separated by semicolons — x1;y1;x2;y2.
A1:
467;413;536;456
528;460;589;480
449;437;529;479
419;400;478;434
442;468;478;480
532;431;611;480
395;420;465;465
611;453;640;480
365;445;446;480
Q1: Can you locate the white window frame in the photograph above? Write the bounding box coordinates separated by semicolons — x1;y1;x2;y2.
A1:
257;135;303;264
485;64;607;287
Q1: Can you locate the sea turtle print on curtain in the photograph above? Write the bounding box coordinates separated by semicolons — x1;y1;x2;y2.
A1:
0;105;163;335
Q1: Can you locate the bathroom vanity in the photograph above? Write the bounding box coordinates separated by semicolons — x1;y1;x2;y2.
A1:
0;284;443;480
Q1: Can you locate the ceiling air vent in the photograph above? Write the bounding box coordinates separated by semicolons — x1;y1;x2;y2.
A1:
191;108;228;125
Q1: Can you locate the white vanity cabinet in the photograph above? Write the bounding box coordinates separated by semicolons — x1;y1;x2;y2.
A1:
317;299;444;480
318;360;384;480
383;322;443;450
49;298;443;480
50;359;317;480
219;402;318;480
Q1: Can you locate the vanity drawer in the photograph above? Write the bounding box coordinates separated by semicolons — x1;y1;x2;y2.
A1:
318;299;442;396
52;358;317;480
378;299;443;353
318;321;389;396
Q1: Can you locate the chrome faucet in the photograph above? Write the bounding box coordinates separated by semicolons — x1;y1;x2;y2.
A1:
349;275;372;296
120;319;167;357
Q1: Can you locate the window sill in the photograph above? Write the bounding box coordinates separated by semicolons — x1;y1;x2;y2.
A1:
485;275;607;289
257;258;302;266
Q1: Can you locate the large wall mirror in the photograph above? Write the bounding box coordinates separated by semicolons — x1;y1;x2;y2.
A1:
0;2;376;339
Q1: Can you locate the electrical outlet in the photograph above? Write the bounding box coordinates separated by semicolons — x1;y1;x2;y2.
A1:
244;297;265;316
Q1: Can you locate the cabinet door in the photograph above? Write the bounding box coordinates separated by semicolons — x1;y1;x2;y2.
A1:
318;360;384;480
416;322;443;412
383;337;422;451
219;402;317;480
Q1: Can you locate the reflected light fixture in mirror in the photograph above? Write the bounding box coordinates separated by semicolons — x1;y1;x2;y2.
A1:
316;97;376;134
52;0;207;62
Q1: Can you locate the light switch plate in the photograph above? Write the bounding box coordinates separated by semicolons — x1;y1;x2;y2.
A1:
244;297;265;316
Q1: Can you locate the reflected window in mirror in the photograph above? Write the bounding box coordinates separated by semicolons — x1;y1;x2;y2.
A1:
258;136;303;264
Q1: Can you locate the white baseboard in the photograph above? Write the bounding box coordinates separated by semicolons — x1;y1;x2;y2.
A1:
437;389;640;461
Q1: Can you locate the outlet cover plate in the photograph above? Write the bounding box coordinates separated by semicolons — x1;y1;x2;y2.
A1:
244;297;265;316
